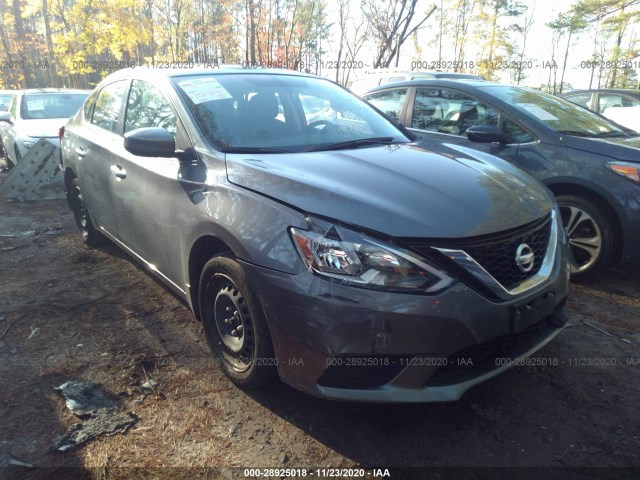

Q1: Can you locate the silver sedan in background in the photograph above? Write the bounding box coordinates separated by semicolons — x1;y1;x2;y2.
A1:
0;88;89;167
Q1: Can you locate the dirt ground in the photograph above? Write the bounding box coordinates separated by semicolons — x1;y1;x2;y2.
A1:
1;188;639;478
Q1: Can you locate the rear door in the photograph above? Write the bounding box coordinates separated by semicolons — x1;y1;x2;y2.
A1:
75;80;129;237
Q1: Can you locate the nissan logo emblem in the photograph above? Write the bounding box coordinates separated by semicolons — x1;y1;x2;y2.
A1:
515;244;535;273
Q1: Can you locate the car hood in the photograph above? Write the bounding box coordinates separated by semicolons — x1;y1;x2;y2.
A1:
561;134;640;162
225;144;552;238
18;118;66;138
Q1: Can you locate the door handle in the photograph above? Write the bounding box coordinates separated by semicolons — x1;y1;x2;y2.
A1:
110;164;126;179
75;147;85;158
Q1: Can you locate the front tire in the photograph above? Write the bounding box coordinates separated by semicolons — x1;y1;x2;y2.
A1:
199;254;277;389
556;194;615;280
70;177;103;246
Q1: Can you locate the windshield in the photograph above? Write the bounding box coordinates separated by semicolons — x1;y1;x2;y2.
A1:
21;93;88;120
174;73;409;152
482;85;624;136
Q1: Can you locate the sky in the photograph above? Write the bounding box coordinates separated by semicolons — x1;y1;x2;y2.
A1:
319;0;639;90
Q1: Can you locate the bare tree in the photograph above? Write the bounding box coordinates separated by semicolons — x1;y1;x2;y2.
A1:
363;0;436;68
512;1;535;84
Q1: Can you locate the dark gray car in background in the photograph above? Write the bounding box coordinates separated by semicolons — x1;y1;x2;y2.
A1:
363;80;640;280
60;67;570;402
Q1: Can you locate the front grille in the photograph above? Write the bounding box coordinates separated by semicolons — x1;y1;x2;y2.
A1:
461;218;551;289
403;214;552;291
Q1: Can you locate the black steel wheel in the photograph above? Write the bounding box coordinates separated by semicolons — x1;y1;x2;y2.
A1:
199;254;277;389
70;177;102;246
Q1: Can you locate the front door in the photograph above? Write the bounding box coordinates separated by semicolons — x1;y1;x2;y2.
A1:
109;79;188;290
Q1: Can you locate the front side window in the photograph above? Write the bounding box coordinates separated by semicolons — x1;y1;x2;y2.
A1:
365;88;407;122
125;80;177;135
503;119;535;143
92;80;129;133
412;88;499;136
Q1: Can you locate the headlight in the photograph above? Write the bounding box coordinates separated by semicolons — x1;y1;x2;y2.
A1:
606;162;640;183
290;217;454;293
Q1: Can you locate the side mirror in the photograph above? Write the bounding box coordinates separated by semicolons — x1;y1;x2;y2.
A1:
124;127;176;157
0;112;12;123
466;125;508;144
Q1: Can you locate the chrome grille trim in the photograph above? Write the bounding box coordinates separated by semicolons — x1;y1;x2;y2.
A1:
433;210;558;300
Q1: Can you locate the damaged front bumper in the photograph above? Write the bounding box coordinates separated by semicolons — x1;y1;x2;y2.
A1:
241;242;570;402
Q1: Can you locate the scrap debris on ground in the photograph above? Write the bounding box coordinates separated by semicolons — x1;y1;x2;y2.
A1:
52;381;138;452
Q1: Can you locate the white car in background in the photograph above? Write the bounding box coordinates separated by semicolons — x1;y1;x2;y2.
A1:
0;88;89;167
600;105;640;132
560;88;640;133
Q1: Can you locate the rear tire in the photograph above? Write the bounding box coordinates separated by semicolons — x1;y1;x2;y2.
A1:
556;194;615;280
0;142;12;170
70;177;103;246
199;253;277;389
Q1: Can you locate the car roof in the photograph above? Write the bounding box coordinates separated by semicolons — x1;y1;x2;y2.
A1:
561;88;640;96
362;78;504;94
20;88;91;94
102;66;320;84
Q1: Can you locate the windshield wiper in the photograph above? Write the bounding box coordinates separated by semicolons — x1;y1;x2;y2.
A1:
557;130;592;137
305;137;396;152
220;146;293;154
591;131;627;138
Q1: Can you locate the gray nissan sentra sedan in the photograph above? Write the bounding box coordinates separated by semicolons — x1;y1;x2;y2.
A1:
60;67;570;402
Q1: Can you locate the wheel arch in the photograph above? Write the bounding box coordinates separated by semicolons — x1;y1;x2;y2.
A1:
64;167;78;209
545;181;624;263
188;235;234;320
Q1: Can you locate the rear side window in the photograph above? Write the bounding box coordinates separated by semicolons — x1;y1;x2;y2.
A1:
125;80;177;135
92;80;128;133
